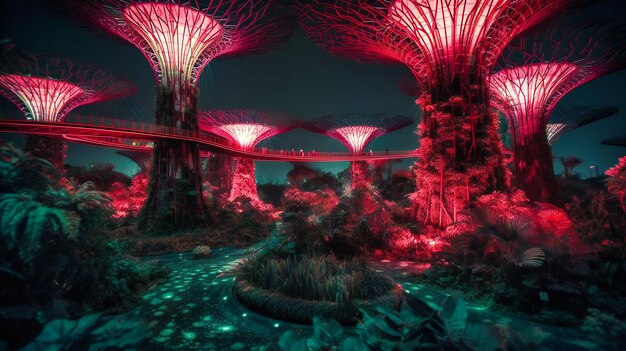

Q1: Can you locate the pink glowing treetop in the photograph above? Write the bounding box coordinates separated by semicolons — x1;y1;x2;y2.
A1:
79;0;292;99
305;113;413;189
199;109;296;205
490;22;626;203
0;52;134;123
546;106;618;145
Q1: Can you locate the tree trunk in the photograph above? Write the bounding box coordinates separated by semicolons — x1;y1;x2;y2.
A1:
138;85;206;232
24;135;66;171
513;132;558;204
413;88;509;227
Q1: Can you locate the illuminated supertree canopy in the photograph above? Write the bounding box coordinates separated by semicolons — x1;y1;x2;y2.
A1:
299;0;586;227
0;51;135;169
68;0;293;230
546;106;618;145
76;0;293;92
490;22;626;203
199;109;296;204
305;113;413;154
0;52;134;123
305;113;413;189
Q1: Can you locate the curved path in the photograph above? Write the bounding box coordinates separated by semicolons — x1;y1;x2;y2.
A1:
0;117;418;162
129;248;599;351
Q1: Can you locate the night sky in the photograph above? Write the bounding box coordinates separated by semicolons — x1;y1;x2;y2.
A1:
1;0;625;182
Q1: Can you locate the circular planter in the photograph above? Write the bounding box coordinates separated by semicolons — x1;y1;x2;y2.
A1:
233;279;404;325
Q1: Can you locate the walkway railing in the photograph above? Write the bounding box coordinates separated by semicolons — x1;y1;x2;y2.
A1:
1;115;419;161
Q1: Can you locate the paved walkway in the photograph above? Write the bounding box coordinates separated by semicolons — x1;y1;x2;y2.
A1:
131;249;598;350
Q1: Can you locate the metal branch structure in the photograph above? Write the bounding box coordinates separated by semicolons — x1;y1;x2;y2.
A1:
199;109;296;205
305;113;413;189
299;0;586;227
0;51;135;169
490;22;626;203
71;0;293;230
547;106;618;145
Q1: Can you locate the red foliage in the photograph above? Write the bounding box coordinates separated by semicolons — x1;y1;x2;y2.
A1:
606;156;626;212
229;158;264;207
109;172;148;218
282;187;339;216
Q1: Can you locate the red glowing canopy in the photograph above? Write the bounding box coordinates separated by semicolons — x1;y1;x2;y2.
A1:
546;106;618;145
491;21;626;139
490;63;578;137
0;53;135;122
300;0;584;90
305;113;413;154
198;109;297;151
122;3;223;87
76;0;293;87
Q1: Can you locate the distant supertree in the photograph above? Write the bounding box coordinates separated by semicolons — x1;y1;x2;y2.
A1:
116;150;151;174
199;109;295;207
300;0;586;227
490;22;626;203
304;113;413;189
601;135;626;147
71;0;293;230
547;106;618;145
0;51;134;169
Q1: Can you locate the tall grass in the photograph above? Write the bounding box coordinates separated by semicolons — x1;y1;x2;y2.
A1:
237;254;395;303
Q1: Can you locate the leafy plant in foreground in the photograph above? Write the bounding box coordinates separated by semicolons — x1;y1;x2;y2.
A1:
21;313;150;351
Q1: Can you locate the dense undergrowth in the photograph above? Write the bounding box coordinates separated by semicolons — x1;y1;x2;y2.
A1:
0;142;165;349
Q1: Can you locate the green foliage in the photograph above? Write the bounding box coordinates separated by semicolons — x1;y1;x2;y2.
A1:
0;141;167;343
580;309;626;351
0;140;57;193
237;253;395;303
355;294;452;350
21;313;150;351
261;295;548;351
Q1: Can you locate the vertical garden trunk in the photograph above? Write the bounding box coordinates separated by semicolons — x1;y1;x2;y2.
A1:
351;160;370;190
414;79;509;228
513;132;558;204
207;153;234;193
139;85;206;232
229;158;258;202
24;135;66;171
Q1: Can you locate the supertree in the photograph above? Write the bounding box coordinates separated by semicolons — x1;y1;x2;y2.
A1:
199;109;296;207
490;22;626;203
70;0;293;230
300;0;587;227
546;106;618;145
304;113;413;190
0;51;134;170
601;135;626;147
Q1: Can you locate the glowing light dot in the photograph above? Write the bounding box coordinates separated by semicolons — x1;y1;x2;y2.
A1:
162;292;175;299
218;325;235;332
182;331;197;340
160;329;174;337
242;313;248;317
273;323;280;328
